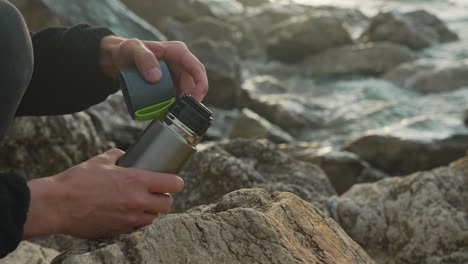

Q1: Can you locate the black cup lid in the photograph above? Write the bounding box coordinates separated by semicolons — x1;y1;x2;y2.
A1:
168;94;214;136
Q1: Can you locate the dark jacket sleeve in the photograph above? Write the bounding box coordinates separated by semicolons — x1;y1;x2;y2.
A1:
0;174;30;258
16;24;119;116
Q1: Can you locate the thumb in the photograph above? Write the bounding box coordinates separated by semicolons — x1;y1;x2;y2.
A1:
101;148;126;164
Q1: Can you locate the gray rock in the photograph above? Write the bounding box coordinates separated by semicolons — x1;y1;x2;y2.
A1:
241;75;289;96
266;15;353;62
237;0;270;7
278;142;388;194
189;38;242;109
0;113;114;180
120;0;244;24
204;107;240;141
12;0;167;41
175;139;336;213
383;59;468;93
230;108;295;143
465;110;468;128
342;117;468;176
246;93;326;134
86;93;148;150
52;189;374;264
304;42;416;77
0;242;58;264
336;156;468;264
361;10;459;50
30;235;85;253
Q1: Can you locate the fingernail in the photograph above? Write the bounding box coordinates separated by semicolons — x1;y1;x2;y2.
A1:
145;67;162;82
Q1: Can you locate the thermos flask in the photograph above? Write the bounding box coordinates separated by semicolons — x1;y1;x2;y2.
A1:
117;61;213;173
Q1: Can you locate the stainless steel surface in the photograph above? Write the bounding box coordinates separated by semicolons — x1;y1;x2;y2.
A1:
118;119;196;174
164;112;202;145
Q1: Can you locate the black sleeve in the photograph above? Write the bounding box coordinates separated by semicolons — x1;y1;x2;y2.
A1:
16;24;119;116
0;174;30;258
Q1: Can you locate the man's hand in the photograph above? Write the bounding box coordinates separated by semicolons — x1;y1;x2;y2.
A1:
99;36;208;102
23;149;184;240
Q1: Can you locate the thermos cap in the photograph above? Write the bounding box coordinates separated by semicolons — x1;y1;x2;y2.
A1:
119;61;176;121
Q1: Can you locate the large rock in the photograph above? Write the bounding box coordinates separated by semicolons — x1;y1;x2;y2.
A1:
0;242;58;264
158;16;242;46
278;142;388;194
204;107;240;141
361;10;459;50
342;117;468;176
383;59;468;93
304;42;416;77
230;108;295;143
11;0;166;41
120;0;244;24
0;113;114;180
86;93;148;150
246;94;326;134
336;156;468;264
189;38;242;109
176;139;336;213
266;15;353;62
52;189;374;264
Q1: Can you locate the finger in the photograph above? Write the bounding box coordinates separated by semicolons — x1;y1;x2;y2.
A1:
135;212;160;229
145;193;173;214
127;169;184;193
177;72;195;97
181;57;209;102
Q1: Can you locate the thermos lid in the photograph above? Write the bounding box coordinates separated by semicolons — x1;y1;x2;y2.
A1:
119;60;176;121
168;94;214;137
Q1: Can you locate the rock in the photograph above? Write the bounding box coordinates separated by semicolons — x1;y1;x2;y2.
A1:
237;0;269;7
189;38;242;109
361;10;459;50
241;75;289;96
0;113;114;180
52;189;374;264
303;42;416;77
246;93;326;134
121;0;244;24
230;108;295;143
465;110;468;128
175;139;336;213
86;93;148;150
336;156;468;264
383;59;468;93
12;0;166;41
278;142;388;194
204;107;240;141
342;117;468;176
159;16;242;46
266;15;353;62
30;235;85;253
0;242;58;264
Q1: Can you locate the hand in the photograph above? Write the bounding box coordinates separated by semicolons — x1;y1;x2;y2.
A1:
99;36;208;101
23;149;184;239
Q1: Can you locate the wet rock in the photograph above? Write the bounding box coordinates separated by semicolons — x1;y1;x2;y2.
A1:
278;142;388;194
13;0;166;40
230;108;295;143
242;75;289;96
0;113;114;180
120;0;244;24
237;0;269;7
52;189;374;264
157;16;242;46
383;59;468;93
189;38;241;109
204;107;240;141
465;110;468;128
0;242;58;264
266;15;353;62
304;42;416;77
175;139;336;213
361;10;459;50
246;93;326;134
336;156;468;264
342;117;468;176
86;93;147;150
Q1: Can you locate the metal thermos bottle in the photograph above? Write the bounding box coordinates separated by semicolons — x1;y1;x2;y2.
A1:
116;61;213;173
118;95;213;173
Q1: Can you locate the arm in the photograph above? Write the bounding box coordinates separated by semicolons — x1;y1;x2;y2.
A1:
16;24;118;116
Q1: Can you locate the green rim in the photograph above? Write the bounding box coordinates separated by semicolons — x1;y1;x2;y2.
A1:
134;97;176;121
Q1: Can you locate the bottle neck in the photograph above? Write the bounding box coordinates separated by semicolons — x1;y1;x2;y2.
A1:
162;112;202;146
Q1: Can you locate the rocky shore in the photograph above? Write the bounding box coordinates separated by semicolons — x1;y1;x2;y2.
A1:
1;0;467;263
